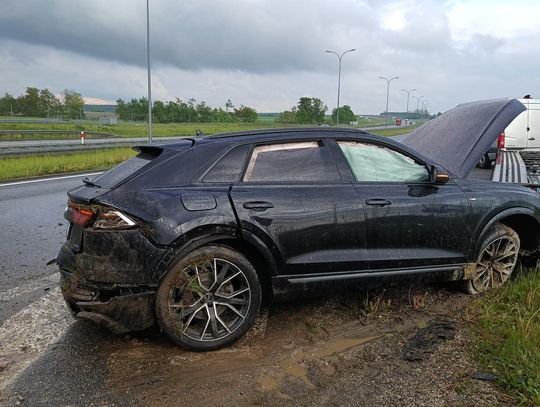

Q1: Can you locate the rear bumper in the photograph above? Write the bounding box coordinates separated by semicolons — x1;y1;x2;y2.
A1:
58;228;167;333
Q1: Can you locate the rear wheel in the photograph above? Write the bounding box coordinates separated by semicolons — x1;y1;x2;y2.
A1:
156;245;261;351
465;223;520;294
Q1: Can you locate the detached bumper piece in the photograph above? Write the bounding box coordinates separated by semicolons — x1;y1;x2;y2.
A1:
60;270;156;334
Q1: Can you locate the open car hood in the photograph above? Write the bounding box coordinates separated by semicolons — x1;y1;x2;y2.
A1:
402;98;525;178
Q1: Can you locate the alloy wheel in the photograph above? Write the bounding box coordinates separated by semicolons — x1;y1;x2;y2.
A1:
472;235;519;293
167;258;251;342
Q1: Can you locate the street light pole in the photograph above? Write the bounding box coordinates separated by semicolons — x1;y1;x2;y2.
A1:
401;88;416;114
412;95;424;116
146;0;153;143
379;76;399;128
325;48;356;125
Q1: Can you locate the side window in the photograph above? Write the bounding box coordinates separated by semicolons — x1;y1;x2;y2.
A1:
243;141;340;182
337;141;429;182
203;144;250;183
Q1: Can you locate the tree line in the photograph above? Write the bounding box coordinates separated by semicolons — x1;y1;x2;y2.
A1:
0;87;85;119
115;98;257;123
277;97;357;125
0;87;359;125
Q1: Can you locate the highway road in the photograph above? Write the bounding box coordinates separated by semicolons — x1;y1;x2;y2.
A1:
0;165;491;405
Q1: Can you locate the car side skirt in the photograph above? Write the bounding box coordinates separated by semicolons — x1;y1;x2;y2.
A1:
277;263;470;284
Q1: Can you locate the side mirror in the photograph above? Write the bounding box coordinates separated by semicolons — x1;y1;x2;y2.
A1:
430;165;450;184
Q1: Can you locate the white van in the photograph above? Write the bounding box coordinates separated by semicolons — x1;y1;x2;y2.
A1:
492;97;540;184
503;98;540;150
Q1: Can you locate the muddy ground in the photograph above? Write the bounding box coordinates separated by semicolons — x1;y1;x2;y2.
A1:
2;282;513;406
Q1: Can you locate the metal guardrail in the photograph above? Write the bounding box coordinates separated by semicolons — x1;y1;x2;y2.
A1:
0;130;120;138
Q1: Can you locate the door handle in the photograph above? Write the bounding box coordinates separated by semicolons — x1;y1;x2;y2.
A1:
365;199;392;207
243;201;274;211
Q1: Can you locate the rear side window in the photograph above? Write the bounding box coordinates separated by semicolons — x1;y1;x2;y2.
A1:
338;141;429;182
203;144;250;183
91;149;161;188
243;141;340;182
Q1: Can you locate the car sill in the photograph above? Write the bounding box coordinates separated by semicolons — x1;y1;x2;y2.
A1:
283;264;465;284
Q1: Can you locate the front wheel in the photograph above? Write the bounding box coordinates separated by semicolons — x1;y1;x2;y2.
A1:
465;223;520;294
478;153;492;169
156;245;261;351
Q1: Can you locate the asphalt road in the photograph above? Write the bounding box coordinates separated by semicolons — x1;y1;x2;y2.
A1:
0;165;492;405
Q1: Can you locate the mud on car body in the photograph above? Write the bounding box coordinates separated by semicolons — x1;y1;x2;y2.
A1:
58;98;540;351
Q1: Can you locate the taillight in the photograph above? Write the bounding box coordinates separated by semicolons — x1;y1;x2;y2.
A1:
497;132;505;149
68;202;95;226
94;209;136;230
67;202;136;229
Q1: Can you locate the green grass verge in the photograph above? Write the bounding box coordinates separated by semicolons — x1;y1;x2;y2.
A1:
0;148;136;180
370;124;421;137
469;268;540;405
0;117;393;141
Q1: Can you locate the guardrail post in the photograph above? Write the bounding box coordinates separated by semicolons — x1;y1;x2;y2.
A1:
80;131;85;145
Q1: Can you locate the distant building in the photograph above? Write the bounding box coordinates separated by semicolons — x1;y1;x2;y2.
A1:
99;116;118;125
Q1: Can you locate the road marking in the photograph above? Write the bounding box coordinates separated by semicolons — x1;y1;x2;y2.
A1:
0;287;73;390
0;172;103;188
0;273;59;303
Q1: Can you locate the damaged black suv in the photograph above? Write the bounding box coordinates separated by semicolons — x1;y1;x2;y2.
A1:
58;99;540;350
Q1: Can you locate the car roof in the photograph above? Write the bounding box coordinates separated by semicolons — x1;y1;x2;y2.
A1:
162;127;389;148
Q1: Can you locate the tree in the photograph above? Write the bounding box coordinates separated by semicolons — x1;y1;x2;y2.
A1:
277;107;297;124
0;93;17;116
39;89;61;118
296;97;327;124
233;105;257;122
331;105;356;124
18;87;41;117
62;89;85;119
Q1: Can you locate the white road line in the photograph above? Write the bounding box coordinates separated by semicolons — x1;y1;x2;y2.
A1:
0;172;103;188
0;273;60;302
0;287;73;390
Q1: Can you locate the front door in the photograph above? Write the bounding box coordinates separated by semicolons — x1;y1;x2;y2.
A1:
334;140;470;270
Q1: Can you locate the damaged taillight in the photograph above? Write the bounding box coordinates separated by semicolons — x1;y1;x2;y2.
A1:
67;202;136;230
68;202;95;226
93;209;136;230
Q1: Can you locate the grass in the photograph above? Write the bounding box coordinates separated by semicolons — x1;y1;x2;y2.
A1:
0;148;136;180
469;268;540;405
0;116;393;141
370;124;421;137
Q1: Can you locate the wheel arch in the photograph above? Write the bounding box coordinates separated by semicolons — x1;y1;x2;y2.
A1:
474;208;540;257
156;226;280;304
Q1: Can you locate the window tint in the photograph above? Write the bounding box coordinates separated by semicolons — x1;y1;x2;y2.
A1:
338;141;429;182
203;144;250;183
244;142;340;182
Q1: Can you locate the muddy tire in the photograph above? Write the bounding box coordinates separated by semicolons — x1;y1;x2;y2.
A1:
464;223;520;294
156;245;261;351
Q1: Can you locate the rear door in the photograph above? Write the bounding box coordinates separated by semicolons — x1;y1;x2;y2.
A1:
333;139;470;270
230;139;367;276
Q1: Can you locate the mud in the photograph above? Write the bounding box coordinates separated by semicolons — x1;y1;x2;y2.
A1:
100;283;509;406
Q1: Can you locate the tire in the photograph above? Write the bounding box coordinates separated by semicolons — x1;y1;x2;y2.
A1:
156;245;261;351
478;153;492;169
464;223;520;294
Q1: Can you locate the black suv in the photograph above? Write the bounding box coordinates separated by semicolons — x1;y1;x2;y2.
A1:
58;98;540;350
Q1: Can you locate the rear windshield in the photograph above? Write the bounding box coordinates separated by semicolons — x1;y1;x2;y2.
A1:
90;149;161;188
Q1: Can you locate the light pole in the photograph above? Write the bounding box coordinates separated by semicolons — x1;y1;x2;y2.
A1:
146;0;153;143
379;76;399;128
412;95;424;116
401;88;416;114
325;48;356;125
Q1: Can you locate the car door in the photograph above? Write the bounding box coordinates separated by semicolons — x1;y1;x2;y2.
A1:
230;139;368;276
333;139;470;270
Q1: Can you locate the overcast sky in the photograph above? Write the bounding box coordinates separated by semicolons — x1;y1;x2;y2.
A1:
0;0;538;114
